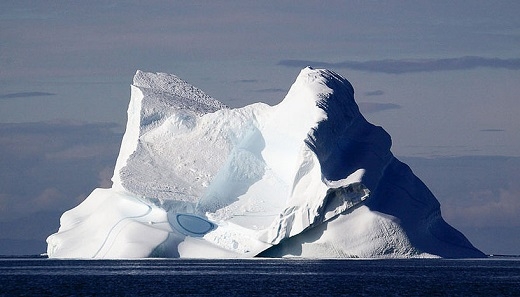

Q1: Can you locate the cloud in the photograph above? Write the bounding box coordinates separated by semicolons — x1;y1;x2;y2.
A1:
30;187;69;212
98;166;114;189
364;90;384;96
443;186;520;228
401;155;520;254
278;56;520;74
253;88;287;93
0;120;123;254
0;92;55;100
0;121;121;220
358;102;401;113
402;156;520;229
480;129;505;132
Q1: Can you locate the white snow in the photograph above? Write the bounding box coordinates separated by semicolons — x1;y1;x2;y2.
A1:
46;67;485;259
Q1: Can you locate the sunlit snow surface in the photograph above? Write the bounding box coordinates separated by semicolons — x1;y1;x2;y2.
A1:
47;68;484;259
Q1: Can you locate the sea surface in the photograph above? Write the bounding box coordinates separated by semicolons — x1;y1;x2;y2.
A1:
1;257;519;296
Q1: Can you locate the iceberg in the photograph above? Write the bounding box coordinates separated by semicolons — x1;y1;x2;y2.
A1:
46;67;485;258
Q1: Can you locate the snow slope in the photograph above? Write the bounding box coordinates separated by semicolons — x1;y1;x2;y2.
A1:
46;67;485;258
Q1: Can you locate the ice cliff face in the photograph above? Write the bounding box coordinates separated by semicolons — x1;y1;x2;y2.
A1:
46;67;485;259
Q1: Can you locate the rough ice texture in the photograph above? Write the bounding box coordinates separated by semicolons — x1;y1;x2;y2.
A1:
46;68;485;259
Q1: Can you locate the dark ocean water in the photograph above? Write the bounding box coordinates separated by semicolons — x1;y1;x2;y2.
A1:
0;257;519;296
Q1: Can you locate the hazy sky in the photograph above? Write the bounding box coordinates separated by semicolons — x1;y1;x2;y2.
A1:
1;1;519;255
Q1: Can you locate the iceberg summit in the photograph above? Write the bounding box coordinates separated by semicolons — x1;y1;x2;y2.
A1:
46;67;485;258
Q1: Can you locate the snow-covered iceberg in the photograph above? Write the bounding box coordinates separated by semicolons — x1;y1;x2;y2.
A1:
46;67;485;258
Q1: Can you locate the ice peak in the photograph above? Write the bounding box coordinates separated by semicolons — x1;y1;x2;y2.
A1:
133;70;227;115
285;67;358;118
